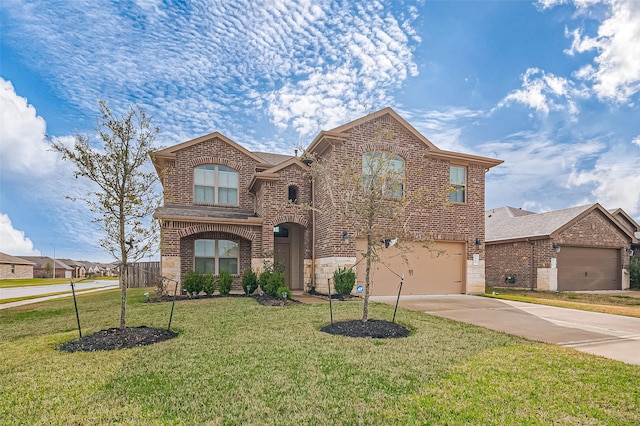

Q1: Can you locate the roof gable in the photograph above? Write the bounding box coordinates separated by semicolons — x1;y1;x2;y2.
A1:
305;107;502;168
152;132;268;175
486;204;635;243
0;252;35;265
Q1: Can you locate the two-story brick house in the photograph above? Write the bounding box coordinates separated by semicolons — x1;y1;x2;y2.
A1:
152;107;502;296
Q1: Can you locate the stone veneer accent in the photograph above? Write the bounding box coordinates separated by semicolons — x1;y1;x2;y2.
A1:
161;256;181;294
536;267;558;292
465;261;486;294
314;256;357;294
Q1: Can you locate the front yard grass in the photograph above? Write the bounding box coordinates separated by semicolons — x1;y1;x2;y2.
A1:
485;286;640;318
0;276;117;288
1;289;639;425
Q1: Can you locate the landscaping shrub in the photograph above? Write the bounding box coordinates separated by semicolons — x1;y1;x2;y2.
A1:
183;271;205;295
277;286;291;300
202;273;216;295
630;258;640;289
333;266;356;295
218;270;233;295
242;268;258;295
264;271;285;297
258;260;286;296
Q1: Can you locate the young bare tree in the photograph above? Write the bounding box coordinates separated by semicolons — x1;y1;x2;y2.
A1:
51;100;161;330
307;119;451;322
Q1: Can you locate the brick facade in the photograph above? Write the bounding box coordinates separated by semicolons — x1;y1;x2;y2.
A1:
0;263;33;279
153;108;501;295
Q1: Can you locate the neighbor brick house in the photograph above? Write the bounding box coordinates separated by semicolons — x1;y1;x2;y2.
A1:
485;204;637;291
152;108;502;296
0;252;35;279
21;256;73;279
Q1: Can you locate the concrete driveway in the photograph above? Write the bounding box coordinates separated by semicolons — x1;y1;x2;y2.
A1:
371;294;640;366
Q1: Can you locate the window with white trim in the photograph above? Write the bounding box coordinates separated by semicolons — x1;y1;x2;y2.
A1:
449;165;466;203
362;152;404;199
194;165;238;205
194;239;239;275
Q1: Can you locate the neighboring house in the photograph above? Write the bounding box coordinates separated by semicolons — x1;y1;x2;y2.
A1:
485;204;637;291
60;259;86;279
152;107;502;296
21;256;74;279
0;252;35;279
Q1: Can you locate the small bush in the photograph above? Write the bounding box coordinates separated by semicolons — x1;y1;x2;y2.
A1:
183;271;205;295
630;258;640;289
218;270;233;295
333;266;356;295
202;273;216;295
277;286;291;300
264;272;285;297
242;268;258;295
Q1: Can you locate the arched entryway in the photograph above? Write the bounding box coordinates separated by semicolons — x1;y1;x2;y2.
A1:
273;222;304;290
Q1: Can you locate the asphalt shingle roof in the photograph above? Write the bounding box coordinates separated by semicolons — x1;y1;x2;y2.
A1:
486;205;592;242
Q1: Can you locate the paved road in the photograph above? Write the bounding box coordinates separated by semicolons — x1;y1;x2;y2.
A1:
0;281;119;310
371;294;640;366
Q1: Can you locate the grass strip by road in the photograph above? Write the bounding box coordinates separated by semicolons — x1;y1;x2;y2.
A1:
1;288;638;424
0;291;75;305
485;286;640;318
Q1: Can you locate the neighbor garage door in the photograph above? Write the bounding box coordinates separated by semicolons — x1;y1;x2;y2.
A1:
557;246;620;291
355;240;465;296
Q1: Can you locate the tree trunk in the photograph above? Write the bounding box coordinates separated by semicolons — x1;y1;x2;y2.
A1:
362;233;372;322
120;263;127;330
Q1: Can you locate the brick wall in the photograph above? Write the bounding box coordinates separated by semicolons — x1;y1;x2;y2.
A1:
0;263;33;279
312;114;486;261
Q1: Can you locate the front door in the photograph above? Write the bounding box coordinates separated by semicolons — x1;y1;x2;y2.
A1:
274;240;291;288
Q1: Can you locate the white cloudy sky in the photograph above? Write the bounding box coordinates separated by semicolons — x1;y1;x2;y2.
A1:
1;0;639;261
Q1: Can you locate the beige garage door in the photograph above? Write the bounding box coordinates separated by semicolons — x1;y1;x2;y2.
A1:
355;240;465;296
557;247;620;291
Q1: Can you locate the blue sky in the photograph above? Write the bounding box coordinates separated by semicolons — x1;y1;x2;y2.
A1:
1;0;639;262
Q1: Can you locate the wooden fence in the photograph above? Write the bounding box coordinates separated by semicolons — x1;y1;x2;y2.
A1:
125;261;162;288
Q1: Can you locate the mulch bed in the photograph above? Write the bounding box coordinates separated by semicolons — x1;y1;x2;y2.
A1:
57;326;178;353
148;292;301;306
321;319;410;338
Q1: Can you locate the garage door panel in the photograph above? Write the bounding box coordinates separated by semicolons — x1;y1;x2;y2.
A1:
355;240;465;296
558;247;620;291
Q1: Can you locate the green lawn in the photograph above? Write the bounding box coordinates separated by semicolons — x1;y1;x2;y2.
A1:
1;289;639;425
486;286;640;318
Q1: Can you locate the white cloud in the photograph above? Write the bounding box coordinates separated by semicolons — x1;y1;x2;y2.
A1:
1;1;420;140
551;0;640;102
0;213;41;256
632;136;640;146
481;131;605;209
497;68;581;116
0;78;58;176
568;144;640;215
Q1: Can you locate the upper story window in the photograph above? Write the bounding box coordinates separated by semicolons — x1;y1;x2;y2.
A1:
194;165;238;205
194;239;239;275
450;165;466;203
362;152;404;199
288;185;298;204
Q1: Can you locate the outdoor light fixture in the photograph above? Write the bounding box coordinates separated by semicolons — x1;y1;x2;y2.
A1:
342;230;350;239
627;248;635;256
552;242;561;254
474;238;482;247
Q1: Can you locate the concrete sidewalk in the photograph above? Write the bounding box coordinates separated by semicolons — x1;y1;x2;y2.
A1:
371;294;640;366
0;282;119;310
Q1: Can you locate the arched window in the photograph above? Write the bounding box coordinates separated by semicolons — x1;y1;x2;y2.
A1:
194;165;238;205
362;152;405;199
288;185;298;204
